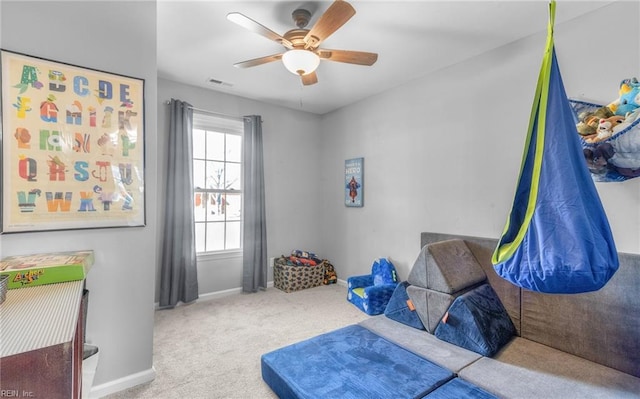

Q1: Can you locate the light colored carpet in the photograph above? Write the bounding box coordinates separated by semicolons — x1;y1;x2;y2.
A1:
103;283;369;399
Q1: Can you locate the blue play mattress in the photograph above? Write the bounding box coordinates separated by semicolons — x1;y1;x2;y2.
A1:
261;324;496;399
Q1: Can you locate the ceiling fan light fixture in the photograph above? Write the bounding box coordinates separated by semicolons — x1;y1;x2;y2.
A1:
282;49;320;76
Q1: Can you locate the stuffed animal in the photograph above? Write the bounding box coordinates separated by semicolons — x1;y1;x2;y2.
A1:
612;109;640;134
583;143;614;176
583;115;625;143
609;78;640;117
576;106;614;136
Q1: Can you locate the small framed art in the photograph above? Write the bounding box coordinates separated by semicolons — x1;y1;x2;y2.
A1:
345;157;364;207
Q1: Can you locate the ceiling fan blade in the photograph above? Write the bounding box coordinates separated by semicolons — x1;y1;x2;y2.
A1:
317;49;378;66
227;12;293;49
301;71;318;86
233;53;283;69
304;0;356;49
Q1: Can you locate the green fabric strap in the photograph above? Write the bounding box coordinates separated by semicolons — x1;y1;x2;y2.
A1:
492;1;556;264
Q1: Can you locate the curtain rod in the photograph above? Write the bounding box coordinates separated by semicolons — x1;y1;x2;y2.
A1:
165;100;244;122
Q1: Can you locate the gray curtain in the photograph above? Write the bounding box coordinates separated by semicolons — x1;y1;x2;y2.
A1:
159;99;199;308
242;115;268;292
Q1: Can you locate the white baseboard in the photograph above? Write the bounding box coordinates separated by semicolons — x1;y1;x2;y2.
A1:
197;286;243;302
337;278;348;287
90;367;156;398
196;283;275;302
155;281;275;308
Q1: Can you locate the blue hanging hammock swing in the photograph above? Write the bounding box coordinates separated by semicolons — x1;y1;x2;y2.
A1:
491;1;619;294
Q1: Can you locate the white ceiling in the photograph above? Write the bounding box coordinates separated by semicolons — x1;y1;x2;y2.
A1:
157;1;612;115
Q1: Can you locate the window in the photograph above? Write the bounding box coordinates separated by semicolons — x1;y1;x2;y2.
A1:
192;112;243;253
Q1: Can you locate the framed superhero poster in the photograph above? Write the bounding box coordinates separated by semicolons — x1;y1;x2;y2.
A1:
1;50;145;233
345;157;363;207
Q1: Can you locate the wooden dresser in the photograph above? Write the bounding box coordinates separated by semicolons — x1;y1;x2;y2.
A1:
0;281;86;399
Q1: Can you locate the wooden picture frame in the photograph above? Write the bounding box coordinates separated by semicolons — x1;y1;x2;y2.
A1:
1;50;145;233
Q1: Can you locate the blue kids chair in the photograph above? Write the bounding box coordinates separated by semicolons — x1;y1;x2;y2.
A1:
347;258;398;315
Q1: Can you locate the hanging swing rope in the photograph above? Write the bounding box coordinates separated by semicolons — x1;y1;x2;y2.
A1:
492;1;556;265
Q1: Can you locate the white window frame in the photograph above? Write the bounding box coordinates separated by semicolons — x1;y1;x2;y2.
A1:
192;112;244;258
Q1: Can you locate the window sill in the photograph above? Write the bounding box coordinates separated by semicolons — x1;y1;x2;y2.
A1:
197;250;242;262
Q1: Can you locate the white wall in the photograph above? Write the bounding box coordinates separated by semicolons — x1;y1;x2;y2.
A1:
0;1;158;396
318;1;640;281
157;79;323;297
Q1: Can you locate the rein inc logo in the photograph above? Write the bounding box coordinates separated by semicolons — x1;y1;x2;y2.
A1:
0;390;34;397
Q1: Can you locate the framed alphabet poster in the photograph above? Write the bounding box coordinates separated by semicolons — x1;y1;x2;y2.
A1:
345;157;363;207
1;50;145;233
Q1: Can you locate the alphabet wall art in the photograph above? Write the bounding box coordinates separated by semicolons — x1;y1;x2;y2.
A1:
1;50;145;233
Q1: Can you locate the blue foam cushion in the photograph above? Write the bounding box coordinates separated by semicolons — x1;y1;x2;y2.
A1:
434;284;515;357
426;378;498;398
261;325;454;399
384;281;425;330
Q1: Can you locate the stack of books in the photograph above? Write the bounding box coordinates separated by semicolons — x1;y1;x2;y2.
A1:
0;250;94;289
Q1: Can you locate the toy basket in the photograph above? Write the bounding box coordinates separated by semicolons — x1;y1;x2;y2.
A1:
274;258;325;293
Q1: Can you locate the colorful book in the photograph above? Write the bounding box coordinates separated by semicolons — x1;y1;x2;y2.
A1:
0;250;94;289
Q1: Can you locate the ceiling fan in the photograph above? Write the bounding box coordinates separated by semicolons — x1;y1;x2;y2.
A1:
227;0;378;86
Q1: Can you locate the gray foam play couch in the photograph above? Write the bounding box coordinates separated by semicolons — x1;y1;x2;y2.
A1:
360;232;640;399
